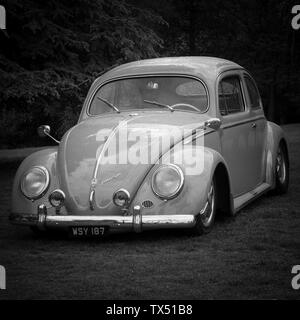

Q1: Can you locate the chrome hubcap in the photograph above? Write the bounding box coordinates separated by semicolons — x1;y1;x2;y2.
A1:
200;183;215;227
276;149;286;184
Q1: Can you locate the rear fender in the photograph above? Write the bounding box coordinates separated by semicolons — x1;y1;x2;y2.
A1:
265;121;289;188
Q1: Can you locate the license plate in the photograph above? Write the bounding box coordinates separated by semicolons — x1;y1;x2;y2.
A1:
71;226;106;237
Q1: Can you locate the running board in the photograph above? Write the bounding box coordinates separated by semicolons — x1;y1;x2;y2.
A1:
233;183;271;213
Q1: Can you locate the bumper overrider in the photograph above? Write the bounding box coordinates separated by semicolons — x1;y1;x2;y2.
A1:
9;204;197;233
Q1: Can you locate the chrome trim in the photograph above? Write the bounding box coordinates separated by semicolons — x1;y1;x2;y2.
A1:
204;118;221;130
151;164;184;200
45;214;195;230
88;116;140;210
133;205;142;233
221;116;265;130
113;188;131;207
141;214;195;229
10;205;197;233
20;166;50;200
37;204;47;230
89;189;95;211
37;125;60;144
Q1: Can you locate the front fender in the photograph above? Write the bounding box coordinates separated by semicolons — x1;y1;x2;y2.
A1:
10;147;60;215
130;143;231;217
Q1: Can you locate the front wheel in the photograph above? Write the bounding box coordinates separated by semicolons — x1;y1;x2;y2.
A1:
273;144;289;194
192;178;217;235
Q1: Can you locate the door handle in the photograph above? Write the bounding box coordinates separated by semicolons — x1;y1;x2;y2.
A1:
251;123;257;128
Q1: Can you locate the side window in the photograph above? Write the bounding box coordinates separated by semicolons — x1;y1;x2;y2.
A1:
244;76;261;109
218;76;244;115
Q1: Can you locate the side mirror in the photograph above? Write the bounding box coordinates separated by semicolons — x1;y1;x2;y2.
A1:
37;125;51;138
204;118;221;131
37;125;60;144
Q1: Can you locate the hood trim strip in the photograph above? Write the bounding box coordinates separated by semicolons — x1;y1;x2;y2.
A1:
88;116;141;210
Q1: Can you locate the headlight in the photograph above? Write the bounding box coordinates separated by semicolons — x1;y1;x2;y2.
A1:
20;166;50;200
113;189;130;207
49;189;65;208
151;164;184;199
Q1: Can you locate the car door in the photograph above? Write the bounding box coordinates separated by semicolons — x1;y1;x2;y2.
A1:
242;73;267;186
218;71;258;196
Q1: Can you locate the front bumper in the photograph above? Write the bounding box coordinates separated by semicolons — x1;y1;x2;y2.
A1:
10;204;197;233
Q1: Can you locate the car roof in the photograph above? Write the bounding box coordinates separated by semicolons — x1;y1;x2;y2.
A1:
98;56;243;83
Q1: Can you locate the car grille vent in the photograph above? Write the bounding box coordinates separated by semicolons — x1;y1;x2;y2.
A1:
142;200;154;208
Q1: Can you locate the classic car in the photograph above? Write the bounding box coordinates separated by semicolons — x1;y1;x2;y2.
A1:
9;57;289;237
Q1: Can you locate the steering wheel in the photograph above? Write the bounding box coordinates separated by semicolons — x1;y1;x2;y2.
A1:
170;103;200;112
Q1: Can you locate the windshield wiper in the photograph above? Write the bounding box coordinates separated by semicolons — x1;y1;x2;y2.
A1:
97;96;120;113
143;100;174;112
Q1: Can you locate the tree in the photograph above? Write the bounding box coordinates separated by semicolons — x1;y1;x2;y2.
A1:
143;0;300;123
0;0;166;147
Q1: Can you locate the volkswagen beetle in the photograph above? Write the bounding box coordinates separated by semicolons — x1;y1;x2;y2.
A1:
10;57;289;237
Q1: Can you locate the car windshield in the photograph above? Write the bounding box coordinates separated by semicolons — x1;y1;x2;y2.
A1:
89;76;208;115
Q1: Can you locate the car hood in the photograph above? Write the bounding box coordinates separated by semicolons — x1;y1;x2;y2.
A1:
57;111;209;215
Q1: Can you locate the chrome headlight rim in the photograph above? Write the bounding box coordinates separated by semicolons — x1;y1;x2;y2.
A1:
48;189;66;208
113;188;131;207
151;164;184;200
20;166;50;200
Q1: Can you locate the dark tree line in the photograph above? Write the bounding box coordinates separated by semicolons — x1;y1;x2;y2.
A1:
0;0;299;148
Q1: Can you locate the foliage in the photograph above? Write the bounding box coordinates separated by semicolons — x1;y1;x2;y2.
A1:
141;0;300;123
0;0;299;148
0;0;165;147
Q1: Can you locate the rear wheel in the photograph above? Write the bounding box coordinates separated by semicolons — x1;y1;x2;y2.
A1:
192;177;217;235
273;143;289;194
